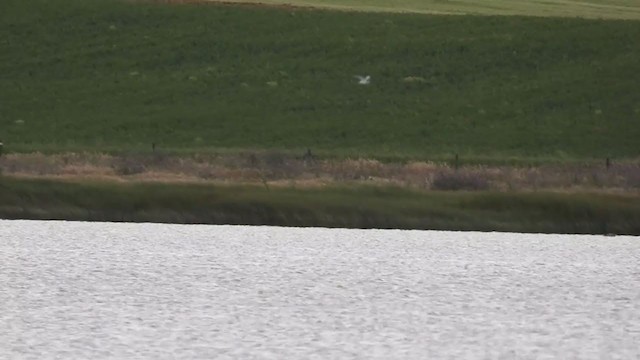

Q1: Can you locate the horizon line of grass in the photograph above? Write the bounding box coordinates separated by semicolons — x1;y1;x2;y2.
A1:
1;177;638;235
196;0;640;20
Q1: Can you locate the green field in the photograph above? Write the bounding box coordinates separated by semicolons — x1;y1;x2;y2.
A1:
2;177;639;234
212;0;640;19
2;0;640;161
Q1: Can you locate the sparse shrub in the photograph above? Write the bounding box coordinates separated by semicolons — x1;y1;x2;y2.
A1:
0;153;62;175
431;170;490;191
326;159;389;181
112;156;146;176
150;152;171;167
246;153;259;168
264;151;287;169
255;151;302;179
620;164;640;188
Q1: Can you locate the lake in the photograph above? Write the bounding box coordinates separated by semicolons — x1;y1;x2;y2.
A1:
1;220;638;359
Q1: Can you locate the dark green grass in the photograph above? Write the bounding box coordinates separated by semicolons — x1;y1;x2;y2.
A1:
1;0;640;161
1;177;639;235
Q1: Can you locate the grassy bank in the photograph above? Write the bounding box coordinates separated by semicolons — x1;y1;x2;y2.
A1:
2;0;640;161
1;177;638;235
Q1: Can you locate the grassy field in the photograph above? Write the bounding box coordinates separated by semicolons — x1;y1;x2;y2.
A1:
208;0;640;19
1;0;639;162
1;177;639;234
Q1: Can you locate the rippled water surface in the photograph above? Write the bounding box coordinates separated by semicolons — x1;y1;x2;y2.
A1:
1;220;639;359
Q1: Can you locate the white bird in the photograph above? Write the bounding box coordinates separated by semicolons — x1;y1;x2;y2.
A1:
355;75;371;85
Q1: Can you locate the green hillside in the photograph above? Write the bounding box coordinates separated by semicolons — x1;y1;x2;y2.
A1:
1;0;640;161
212;0;640;20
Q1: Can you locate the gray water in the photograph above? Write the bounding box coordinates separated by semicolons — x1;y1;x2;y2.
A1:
1;220;639;359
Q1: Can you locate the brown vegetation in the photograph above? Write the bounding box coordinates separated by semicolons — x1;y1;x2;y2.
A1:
1;152;639;193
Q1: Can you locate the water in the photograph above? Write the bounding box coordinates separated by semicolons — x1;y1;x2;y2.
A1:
1;220;639;359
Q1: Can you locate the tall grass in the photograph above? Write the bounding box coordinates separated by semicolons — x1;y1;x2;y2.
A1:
0;177;638;234
1;0;639;161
